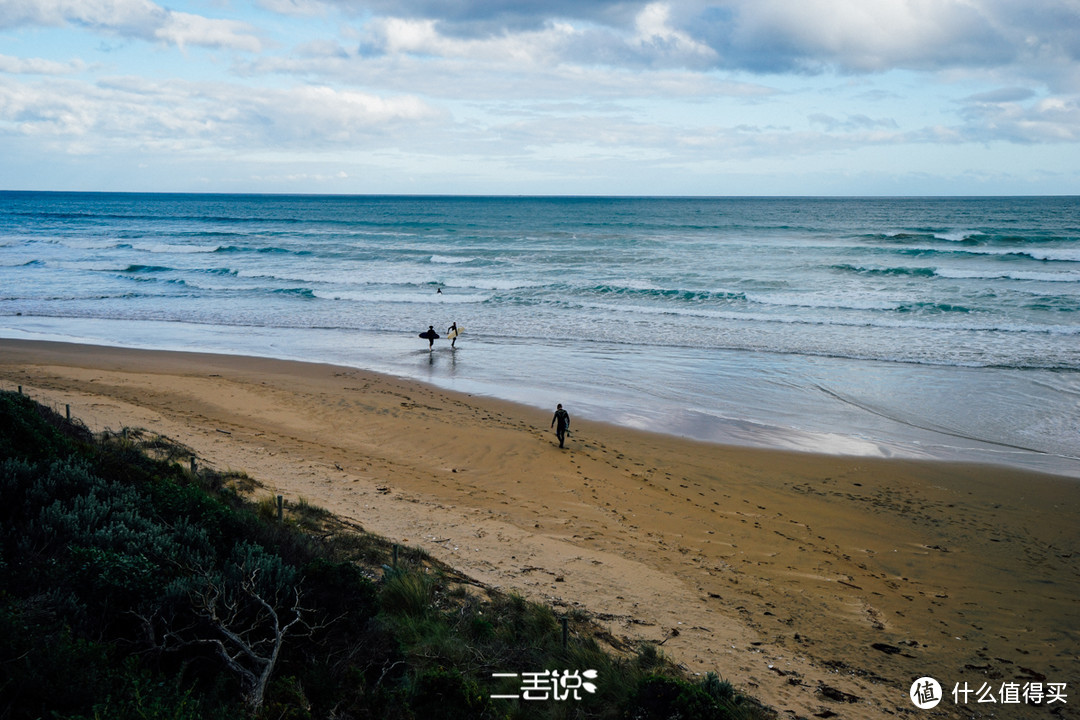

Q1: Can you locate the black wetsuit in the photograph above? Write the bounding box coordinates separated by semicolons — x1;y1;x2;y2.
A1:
551;408;570;448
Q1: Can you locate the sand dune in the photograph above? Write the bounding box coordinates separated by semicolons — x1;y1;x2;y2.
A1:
2;338;1077;719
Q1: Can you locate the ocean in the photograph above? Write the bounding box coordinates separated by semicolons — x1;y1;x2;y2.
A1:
1;192;1077;476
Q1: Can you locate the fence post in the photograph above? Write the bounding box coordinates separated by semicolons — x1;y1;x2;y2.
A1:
66;404;71;421
277;495;284;521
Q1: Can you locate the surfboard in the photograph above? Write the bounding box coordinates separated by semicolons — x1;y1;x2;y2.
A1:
419;330;440;339
447;326;463;339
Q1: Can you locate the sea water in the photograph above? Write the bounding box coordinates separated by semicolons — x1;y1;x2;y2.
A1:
0;192;1077;476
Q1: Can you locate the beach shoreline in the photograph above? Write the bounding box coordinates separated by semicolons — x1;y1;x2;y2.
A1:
4;316;1076;481
2;338;1077;719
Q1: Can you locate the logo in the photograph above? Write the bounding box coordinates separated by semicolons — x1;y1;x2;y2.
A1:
910;677;942;709
491;669;599;701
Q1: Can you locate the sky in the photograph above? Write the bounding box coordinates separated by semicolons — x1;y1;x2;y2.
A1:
0;0;1079;196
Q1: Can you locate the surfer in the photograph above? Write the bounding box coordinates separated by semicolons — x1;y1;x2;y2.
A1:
447;322;459;348
551;403;570;448
420;325;439;350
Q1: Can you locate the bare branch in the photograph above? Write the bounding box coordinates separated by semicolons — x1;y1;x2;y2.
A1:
150;558;308;710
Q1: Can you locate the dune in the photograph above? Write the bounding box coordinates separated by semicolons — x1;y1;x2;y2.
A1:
2;338;1076;719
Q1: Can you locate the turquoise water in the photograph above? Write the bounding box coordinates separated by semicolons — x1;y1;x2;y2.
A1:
1;192;1078;475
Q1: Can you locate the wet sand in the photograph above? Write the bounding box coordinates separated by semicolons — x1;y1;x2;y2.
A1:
2;338;1077;719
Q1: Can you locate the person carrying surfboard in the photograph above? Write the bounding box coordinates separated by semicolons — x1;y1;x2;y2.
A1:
447;322;459;348
419;325;439;350
551;403;570;448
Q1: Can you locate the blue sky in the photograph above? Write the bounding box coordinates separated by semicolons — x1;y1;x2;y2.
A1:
1;0;1078;195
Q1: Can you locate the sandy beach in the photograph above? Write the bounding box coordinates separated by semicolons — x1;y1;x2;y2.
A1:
1;338;1077;719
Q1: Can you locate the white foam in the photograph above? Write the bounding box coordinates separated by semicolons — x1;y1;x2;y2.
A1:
934;230;974;242
935;268;1080;283
430;255;475;264
313;289;490;304
131;242;220;254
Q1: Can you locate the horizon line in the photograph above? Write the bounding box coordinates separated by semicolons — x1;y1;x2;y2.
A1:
2;189;1077;200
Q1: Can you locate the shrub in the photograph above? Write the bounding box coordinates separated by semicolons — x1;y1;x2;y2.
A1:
409;667;489;720
625;675;728;720
0;394;774;720
701;671;736;703
0;391;89;463
380;570;435;618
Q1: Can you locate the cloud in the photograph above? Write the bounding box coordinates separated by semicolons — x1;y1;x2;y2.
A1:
267;85;446;144
352;4;718;71
252;170;351;182
255;0;329;18
330;0;639;35
687;0;1015;73
155;11;263;52
627;2;717;67
1;0;1076;193
0;75;445;153
0;0;263;51
326;0;1079;79
0;54;87;75
808;113;900;132
243;43;772;104
965;87;1037;104
958;92;1080;143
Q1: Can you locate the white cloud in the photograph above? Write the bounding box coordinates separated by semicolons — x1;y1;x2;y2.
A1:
155;11;263;52
688;0;1013;73
332;0;1079;79
254;0;330;18
1;0;163;33
808;113;900;132
1;0;1078;193
268;85;445;143
0;0;263;51
959;92;1080;143
354;4;719;70
243;44;773;105
360;15;577;64
0;54;86;75
632;2;716;66
0;75;445;154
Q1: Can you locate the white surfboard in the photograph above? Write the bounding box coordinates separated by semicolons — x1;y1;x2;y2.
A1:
447;326;463;339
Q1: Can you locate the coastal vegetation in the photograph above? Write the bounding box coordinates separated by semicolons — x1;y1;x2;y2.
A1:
0;390;772;720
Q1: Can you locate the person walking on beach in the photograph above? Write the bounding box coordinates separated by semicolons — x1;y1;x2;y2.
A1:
447;322;459;348
420;325;439;350
551;403;570;448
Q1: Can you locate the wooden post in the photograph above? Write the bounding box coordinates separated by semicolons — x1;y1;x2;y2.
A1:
277;495;284;521
190;456;197;474
17;386;22;395
66;404;71;421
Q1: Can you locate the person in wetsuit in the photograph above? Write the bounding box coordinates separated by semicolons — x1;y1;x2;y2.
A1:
551;403;570;448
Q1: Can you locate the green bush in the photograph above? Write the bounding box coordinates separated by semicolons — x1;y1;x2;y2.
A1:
625;675;728;720
409;667;490;719
0;392;89;463
381;569;436;617
701;671;736;703
0;392;773;720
